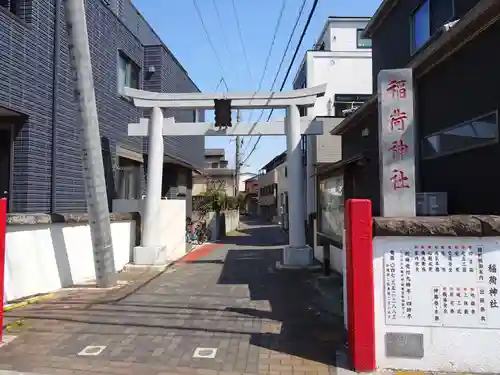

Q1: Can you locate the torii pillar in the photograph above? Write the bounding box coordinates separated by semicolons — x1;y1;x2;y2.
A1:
125;84;327;268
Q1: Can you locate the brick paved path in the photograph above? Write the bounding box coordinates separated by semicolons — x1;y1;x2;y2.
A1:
0;219;344;375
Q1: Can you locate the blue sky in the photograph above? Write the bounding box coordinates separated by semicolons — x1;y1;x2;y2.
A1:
132;0;382;174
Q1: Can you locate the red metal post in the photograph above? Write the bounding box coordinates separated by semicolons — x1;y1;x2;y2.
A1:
344;199;375;372
0;198;6;342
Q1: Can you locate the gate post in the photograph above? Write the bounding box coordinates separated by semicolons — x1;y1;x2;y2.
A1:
344;199;375;372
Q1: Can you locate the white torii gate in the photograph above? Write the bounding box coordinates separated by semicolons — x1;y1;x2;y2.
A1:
125;84;327;268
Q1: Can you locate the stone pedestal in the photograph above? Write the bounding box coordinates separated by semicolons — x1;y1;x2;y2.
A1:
133;245;167;266
277;245;320;270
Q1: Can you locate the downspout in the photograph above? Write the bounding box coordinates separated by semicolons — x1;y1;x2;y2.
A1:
51;0;62;213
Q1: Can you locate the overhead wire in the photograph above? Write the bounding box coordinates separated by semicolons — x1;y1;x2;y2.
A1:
212;0;236;66
193;0;229;89
241;0;287;159
241;0;316;167
266;0;320;122
231;0;254;87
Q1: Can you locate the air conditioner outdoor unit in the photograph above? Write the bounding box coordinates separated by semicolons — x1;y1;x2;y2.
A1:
416;192;448;216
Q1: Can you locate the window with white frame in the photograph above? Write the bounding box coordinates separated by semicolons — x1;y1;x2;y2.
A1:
117;51;140;95
422;111;499;159
411;0;431;54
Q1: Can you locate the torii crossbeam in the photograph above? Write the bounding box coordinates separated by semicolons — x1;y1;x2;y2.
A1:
128;117;324;136
124;84;327;269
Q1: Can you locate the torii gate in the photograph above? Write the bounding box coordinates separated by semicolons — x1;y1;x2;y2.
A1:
124;84;327;268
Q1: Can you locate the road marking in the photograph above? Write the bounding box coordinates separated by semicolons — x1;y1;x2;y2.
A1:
77;345;107;356
193;347;217;359
0;335;17;348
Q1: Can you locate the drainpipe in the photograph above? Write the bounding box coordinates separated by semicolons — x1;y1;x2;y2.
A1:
51;0;62;213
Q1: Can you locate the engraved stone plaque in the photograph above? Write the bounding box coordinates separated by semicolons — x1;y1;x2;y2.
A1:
385;332;424;358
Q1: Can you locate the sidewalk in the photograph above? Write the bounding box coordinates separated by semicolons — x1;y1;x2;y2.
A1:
0;219;344;375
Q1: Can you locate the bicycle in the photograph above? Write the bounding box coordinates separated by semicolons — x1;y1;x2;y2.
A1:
185;218;210;244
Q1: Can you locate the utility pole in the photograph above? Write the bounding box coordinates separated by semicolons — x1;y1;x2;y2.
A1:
234;110;241;196
63;0;116;287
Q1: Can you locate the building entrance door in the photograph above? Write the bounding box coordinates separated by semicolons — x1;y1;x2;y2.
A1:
0;127;11;209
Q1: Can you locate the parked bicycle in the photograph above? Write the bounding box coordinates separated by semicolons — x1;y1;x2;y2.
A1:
186;217;211;244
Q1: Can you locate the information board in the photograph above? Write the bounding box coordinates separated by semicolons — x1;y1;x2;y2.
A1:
383;239;500;328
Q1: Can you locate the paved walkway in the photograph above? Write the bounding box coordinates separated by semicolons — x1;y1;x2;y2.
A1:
0;219;344;375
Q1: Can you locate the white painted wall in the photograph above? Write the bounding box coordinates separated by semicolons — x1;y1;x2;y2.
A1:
373;236;500;373
113;199;187;262
315;18;371;52
308;53;373;117
276;162;287;198
239;173;255;193
328;21;370;51
5;220;135;302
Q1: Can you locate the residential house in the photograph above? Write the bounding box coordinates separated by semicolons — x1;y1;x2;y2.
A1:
292;16;373;239
238;172;256;193
193;149;236;196
257;151;286;222
0;0;204;216
243;176;258;215
319;0;500;247
276;161;289;230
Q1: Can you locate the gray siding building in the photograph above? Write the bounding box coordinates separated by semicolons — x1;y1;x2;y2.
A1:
0;0;204;214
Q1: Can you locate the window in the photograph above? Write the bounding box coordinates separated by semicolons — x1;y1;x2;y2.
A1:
117;51;140;95
284;166;287;178
0;0;32;21
422;112;498;159
356;29;372;49
115;166;140;200
211;162;218;168
411;0;431;54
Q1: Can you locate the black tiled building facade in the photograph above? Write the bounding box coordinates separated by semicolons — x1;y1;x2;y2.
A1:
0;0;203;213
333;0;500;215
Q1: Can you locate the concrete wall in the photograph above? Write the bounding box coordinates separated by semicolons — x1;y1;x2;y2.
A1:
373;236;500;373
5;220;135;302
192;210;240;241
113;199;187;261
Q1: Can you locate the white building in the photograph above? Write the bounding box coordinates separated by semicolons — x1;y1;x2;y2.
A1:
292;16;373;225
238;172;256;193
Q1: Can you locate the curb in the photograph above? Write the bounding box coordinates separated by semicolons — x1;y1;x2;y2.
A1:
4;293;55;312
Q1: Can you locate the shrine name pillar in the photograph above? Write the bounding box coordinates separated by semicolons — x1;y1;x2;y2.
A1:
281;104;313;268
133;106;166;265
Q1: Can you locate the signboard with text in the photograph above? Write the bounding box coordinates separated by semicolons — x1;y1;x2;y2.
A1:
382;238;500;329
377;69;416;217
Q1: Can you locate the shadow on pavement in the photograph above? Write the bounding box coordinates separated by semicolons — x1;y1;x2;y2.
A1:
218;247;344;366
4;218;345;370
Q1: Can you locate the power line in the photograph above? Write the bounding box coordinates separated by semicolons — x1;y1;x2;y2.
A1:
254;0;287;93
243;0;307;160
231;0;253;86
212;0;234;62
241;0;316;166
267;0;320;121
193;0;229;87
269;0;307;94
243;0;287;155
214;76;229;92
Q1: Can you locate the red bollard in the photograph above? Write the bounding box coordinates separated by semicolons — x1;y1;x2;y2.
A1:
0;198;6;343
344;199;376;372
